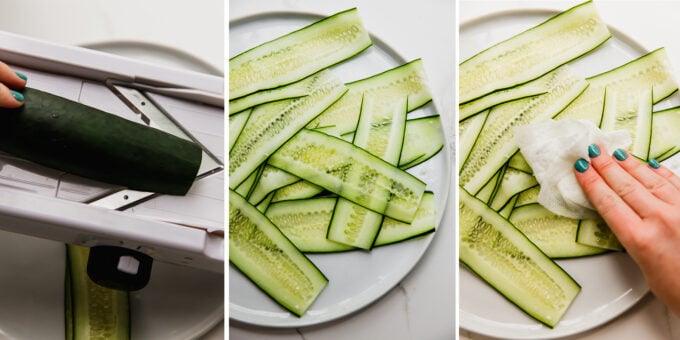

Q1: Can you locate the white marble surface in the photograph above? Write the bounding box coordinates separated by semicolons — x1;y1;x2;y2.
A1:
228;0;455;339
0;1;225;339
460;1;680;339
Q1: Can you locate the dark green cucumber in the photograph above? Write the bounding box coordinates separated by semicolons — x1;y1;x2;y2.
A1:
459;189;580;328
66;245;130;340
0;88;202;195
229;190;328;316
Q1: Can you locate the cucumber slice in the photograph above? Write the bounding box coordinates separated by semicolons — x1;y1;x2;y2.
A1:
600;87;653;160
459;65;587;195
66;245;130;340
374;191;436;246
229;190;328;316
459;0;610;103
229;8;371;100
229;72;320;115
576;218;623;251
458;109;489;172
459;70;552;121
307;59;431;136
229;109;251;151
327;96;407;249
650;106;680;161
459;189;580;328
508;204;608;258
229;70;346;188
515;185;541;207
269;129;426;223
489;167;538;211
265;197;355;253
248;165;300;205
271;180;325;203
507;152;533;174
556;48;678;125
399;115;445;169
0;88;202;195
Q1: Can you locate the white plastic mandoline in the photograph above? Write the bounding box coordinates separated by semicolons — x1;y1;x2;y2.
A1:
0;30;224;273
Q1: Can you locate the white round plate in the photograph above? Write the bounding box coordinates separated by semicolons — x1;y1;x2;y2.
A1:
229;12;451;328
459;9;680;339
0;230;224;339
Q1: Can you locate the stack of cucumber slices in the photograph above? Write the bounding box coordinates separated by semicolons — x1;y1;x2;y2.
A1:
459;0;680;328
229;8;445;317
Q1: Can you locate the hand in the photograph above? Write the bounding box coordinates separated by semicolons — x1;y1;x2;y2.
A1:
0;61;27;108
574;144;680;316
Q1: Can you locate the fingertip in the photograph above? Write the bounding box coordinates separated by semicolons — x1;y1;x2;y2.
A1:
648;159;661;169
574;158;590;173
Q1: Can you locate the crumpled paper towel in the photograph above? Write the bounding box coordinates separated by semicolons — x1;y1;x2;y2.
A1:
514;118;631;219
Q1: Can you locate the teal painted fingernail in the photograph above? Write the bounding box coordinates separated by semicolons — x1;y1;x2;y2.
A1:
649;159;660;169
613;148;628;161
575;158;589;173
587;144;601;158
15;71;27;81
10;90;23;102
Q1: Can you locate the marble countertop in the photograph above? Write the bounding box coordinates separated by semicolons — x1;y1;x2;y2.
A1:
460;1;680;339
229;0;455;339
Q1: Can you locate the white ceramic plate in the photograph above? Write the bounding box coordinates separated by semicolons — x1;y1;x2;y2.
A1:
229;12;451;328
459;9;680;339
0;230;223;339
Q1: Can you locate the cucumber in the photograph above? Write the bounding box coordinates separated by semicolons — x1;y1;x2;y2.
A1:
229;109;251;151
508;204;608;258
66;245;130;340
271;180;325;203
600;87;653;160
576;218;623;251
507;151;533;174
459;189;580;328
650;106;680;161
374;191;436;246
248;165;300;205
459;70;552;121
229;190;328;316
307;59;431;136
327;96;407;249
229;8;371;100
399;115;445;169
459;65;587;195
459;0;610;104
229;72;321;115
229;70;347;188
489;167;538;211
458;109;489;172
556;48;678;125
265;197;355;253
515;185;541;207
269;128;426;223
476;165;505;205
0;88;202;195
